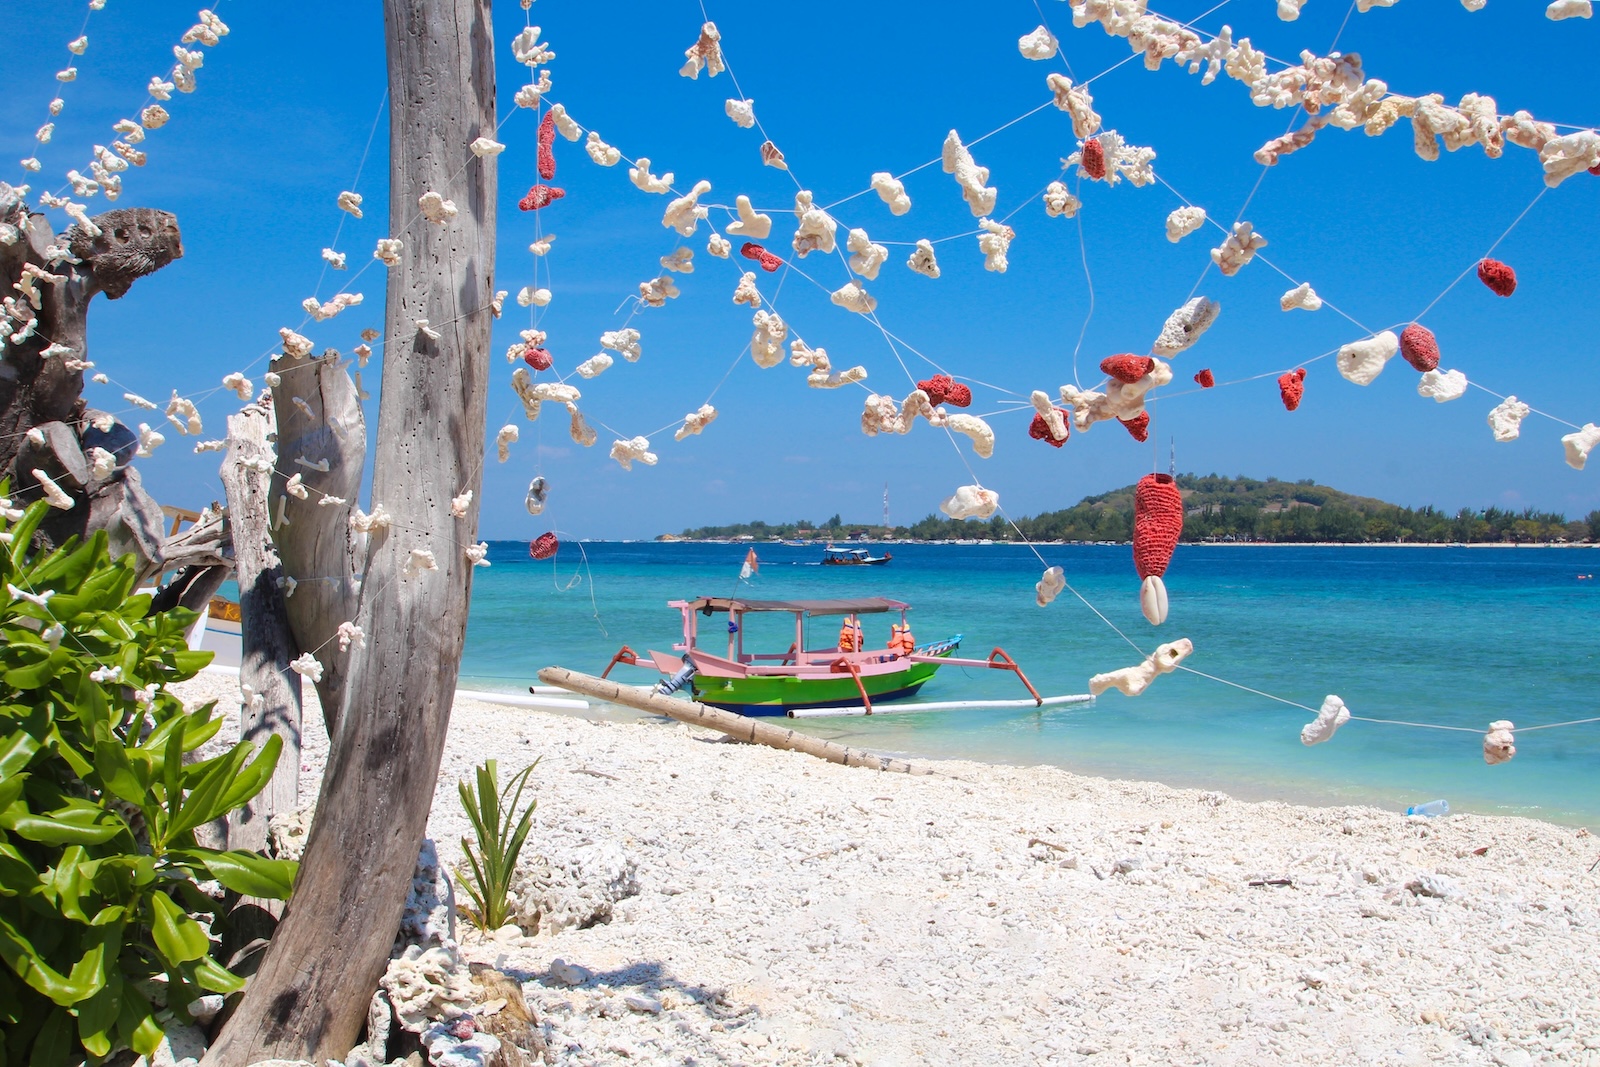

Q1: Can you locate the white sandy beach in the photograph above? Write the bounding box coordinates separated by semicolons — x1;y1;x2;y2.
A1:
176;671;1600;1066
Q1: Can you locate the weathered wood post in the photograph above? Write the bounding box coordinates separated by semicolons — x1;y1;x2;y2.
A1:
217;399;303;853
201;0;496;1059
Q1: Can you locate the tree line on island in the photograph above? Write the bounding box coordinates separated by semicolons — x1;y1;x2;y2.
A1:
674;475;1600;545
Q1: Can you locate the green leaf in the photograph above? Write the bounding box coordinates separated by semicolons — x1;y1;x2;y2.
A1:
30;1007;72;1067
168;649;214;676
43;847;91;923
0;730;39;785
2;803;121;846
0;914;106;1006
147;891;208;965
178;706;222;753
116;985;162;1058
75;974;121;1058
216;733;282;813
163;744;247;843
187;849;297;900
6;502;49;572
191;955;245;995
93;738;149;807
3;650;61;691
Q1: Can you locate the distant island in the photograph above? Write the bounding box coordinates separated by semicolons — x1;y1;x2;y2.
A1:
666;474;1600;545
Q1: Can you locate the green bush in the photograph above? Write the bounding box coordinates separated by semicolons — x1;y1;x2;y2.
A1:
0;496;297;1065
456;759;538;932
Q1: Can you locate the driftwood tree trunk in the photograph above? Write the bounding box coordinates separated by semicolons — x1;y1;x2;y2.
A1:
218;400;303;852
0;185;184;576
202;0;497;1060
540;668;933;774
269;352;367;732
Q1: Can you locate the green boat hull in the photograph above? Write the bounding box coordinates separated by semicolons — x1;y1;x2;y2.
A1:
691;653;951;716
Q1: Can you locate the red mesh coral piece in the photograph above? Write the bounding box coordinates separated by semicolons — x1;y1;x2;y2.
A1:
538;109;556;149
537;142;557;181
1081;138;1106;181
518;184;565;211
1278;367;1306;412
522;347;553;371
740;242;784;273
1133;473;1183;580
1120;412;1150;442
1590;161;1600;176
943;382;972;408
530;531;559;560
1194;368;1215;388
916;374;953;405
1100;354;1154;384
1028;410;1070;448
1477;258;1516;297
1399;323;1440;372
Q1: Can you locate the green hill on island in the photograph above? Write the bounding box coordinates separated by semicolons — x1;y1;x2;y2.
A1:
673;475;1600;545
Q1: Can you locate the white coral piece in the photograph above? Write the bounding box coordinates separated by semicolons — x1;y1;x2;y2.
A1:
1280;282;1323;312
940;484;999;521
1089;639;1194;697
942;130;997;216
1153;297;1220;357
609;436;658;470
1335;330;1399;386
1165;206;1206;243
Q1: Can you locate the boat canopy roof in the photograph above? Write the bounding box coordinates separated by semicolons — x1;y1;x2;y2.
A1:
676;596;909;617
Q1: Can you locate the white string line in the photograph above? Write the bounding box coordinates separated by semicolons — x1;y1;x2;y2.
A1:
1067;172;1094;391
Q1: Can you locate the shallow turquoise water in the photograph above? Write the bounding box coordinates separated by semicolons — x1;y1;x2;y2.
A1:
461;542;1600;825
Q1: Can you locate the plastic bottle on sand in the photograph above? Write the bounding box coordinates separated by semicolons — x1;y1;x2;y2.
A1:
1406;799;1450;817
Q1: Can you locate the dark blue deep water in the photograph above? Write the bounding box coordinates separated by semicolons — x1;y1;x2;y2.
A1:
460;542;1600;825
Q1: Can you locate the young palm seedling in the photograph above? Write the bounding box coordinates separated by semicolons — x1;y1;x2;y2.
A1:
456;758;539;931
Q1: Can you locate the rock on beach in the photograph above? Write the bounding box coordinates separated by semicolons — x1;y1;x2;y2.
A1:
176;671;1600;1066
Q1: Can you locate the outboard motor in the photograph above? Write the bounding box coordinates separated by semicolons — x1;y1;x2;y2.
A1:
655;657;697;697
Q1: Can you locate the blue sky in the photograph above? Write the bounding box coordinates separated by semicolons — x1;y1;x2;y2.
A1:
5;1;1599;540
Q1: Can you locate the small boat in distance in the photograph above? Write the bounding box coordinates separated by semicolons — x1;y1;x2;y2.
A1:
598;595;1041;716
822;544;892;566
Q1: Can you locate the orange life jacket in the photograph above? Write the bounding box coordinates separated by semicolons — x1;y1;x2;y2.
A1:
889;622;915;656
838;616;863;652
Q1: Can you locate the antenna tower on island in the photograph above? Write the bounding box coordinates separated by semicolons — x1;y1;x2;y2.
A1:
1169;439;1177;478
883;483;890;531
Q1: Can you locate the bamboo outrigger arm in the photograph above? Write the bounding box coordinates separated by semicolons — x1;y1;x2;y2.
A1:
906;646;1043;706
538;666;932;775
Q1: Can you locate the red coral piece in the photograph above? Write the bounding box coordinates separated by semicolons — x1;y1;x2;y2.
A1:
916;374;953;405
538;109;556;149
1590;161;1600;176
518;184;565;212
1477;258;1516;297
448;1017;478;1040
537;142;557;181
1278;367;1306;412
1100;355;1154;384
523;347;553;371
1081;138;1107;181
1194;368;1215;388
1133;473;1184;580
1028;410;1070;448
740;242;783;273
530;532;559;560
1399;323;1440;372
1120;412;1150;442
943;382;972;408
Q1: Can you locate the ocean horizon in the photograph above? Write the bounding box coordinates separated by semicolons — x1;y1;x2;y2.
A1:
461;540;1600;826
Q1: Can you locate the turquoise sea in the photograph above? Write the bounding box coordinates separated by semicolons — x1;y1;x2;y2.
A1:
460;542;1600;826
